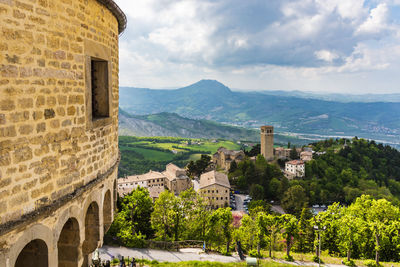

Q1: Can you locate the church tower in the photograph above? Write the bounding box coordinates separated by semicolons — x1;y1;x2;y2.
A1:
261;126;274;161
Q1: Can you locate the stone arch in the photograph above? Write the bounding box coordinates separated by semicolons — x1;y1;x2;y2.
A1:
9;224;54;267
58;218;80;267
15;239;48;267
82;201;100;266
103;190;112;233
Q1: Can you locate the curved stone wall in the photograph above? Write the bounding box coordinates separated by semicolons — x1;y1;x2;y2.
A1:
0;0;123;265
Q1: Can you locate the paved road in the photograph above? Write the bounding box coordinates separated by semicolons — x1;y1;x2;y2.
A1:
235;194;246;211
99;246;241;263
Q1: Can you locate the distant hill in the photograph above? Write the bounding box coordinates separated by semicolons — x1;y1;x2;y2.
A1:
254;90;400;103
119;110;260;141
119;80;400;145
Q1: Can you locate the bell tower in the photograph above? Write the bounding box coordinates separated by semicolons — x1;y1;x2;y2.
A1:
261;126;274;161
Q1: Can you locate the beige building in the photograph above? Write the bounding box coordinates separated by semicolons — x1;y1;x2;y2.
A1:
285;160;305;179
213;147;245;171
260;126;274;161
162;163;192;195
274;147;302;160
300;151;313;161
0;0;126;266
117;171;166;196
117;163;191;199
148;186;165;202
198;171;230;209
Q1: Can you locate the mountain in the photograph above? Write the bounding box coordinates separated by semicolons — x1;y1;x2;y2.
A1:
119;80;400;145
119;109;260;141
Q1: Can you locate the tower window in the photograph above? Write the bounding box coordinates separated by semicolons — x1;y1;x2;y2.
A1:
91;59;109;119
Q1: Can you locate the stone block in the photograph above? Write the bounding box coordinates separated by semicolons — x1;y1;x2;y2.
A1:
19;124;33;135
44;108;55;119
13;146;32;163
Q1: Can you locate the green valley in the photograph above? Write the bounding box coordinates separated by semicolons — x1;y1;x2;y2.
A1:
118;136;242;176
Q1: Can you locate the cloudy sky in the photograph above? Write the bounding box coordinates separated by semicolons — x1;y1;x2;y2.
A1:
114;0;400;94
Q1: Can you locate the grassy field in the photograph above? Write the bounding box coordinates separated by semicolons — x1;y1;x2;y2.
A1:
118;136;242;176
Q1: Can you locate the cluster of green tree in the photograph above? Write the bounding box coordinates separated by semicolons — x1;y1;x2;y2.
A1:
108;188;399;265
231;138;400;210
186;155;212;177
305;138;400;204
228;155;288;201
236;195;400;265
107;187;234;253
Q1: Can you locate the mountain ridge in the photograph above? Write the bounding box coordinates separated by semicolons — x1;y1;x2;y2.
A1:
119;80;400;145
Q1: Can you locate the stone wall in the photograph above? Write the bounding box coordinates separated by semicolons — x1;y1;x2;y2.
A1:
200;185;230;208
0;0;122;265
0;0;119;226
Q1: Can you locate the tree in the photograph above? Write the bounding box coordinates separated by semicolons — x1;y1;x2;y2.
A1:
107;187;154;247
246;144;261;157
151;190;175;241
214;208;233;254
229;160;237;173
295;208;314;253
281;214;299;258
250;184;264;200
290;146;298;160
281;185;308;216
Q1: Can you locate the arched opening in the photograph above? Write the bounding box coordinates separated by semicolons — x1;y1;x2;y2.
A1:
82;202;99;266
15;239;48;267
103;190;112;233
58;218;80;267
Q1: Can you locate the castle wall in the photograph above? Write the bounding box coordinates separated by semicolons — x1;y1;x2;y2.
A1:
0;0;123;265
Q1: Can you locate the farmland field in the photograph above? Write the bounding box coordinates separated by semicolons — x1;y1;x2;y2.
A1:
118;136;243;177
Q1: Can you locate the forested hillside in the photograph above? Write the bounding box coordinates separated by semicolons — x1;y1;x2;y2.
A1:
230;138;400;211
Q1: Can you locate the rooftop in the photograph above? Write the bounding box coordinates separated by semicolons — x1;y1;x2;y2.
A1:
286;160;305;165
200;170;230;189
97;0;127;33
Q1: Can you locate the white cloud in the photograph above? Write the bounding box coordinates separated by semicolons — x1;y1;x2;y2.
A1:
315;50;339;62
356;3;389;34
114;0;400;93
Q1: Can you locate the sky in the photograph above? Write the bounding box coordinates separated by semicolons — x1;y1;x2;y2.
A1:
114;0;400;94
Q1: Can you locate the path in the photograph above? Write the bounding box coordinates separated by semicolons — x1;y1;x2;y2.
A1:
235;194;246;211
99;246;241;263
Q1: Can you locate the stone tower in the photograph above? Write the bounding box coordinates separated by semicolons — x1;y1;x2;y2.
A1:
260;126;274;161
0;0;126;266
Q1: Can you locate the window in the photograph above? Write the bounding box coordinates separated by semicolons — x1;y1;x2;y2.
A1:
216;190;218;193
90;59;109;119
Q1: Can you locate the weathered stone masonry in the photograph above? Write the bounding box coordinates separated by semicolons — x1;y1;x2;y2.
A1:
0;0;126;266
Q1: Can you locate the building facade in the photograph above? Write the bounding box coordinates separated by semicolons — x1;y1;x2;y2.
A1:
212;147;245;171
300;151;313;161
0;0;126;266
198;170;230;208
260;125;274;161
285;160;305;179
117;163;192;198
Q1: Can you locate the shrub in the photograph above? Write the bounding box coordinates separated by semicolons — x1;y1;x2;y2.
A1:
249;249;263;258
364;260;381;267
284;255;294;262
342;259;356;267
312;255;324;264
